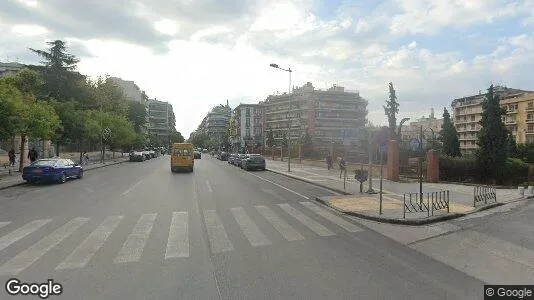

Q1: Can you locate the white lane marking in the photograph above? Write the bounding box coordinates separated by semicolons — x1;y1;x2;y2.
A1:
230;207;271;247
0;217;88;275
300;201;363;233
203;210;234;253
206;181;213;193
114;213;157;263
247;173;310;199
0;220;51;252
255;205;304;241
278;203;335;237
165;212;189;259
0;222;11;229
56;216;123;270
122;180;143;196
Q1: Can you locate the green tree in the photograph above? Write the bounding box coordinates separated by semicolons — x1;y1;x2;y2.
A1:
102;113;136;154
170;130;185;144
266;128;276;147
29;40;80;100
508;132;519;158
384;82;399;139
0;82;24;140
127;101;147;134
477;85;509;183
439;108;461;157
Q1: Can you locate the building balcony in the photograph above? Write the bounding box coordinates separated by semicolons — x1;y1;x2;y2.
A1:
526;130;534;135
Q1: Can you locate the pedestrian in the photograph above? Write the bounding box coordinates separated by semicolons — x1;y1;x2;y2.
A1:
339;156;346;179
8;148;15;167
28;147;38;163
326;155;333;170
83;152;90;165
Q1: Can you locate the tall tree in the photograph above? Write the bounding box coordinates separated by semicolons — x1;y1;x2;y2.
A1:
266;128;276;148
439;108;461;157
384;82;400;139
508;132;519;158
29;40;80;100
127;101;147;134
477;85;509;183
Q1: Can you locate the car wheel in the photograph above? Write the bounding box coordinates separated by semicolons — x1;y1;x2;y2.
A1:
59;173;66;184
78;170;83;179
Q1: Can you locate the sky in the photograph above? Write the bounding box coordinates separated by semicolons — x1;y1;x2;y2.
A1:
1;0;533;138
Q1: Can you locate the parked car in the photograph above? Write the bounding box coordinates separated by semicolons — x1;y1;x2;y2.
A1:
241;154;266;171
142;150;151;160
129;151;145;162
22;158;83;184
228;154;236;164
149;150;156;158
202;148;208;153
219;152;229;161
194;151;201;159
234;154;247;167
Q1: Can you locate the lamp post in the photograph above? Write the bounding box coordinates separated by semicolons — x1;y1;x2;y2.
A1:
270;63;292;172
418;126;436;203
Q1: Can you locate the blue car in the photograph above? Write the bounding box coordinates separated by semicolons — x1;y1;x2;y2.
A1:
22;158;84;184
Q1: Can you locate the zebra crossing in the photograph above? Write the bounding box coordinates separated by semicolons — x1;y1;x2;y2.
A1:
0;201;364;275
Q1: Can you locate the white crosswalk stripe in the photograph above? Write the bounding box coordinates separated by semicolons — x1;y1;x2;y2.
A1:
0;217;88;275
255;205;304;241
0;221;11;229
56;216;123;270
203;210;234;253
165;212;189;259
0;219;51;252
231;207;271;247
300;201;363;233
114;213;157;264
278;203;335;237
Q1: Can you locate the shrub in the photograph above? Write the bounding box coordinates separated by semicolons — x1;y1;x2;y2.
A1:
439;155;480;182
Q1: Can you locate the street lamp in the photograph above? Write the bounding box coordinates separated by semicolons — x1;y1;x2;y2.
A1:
417;125;436;203
270;63;293;172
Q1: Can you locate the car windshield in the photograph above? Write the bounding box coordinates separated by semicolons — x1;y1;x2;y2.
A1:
31;160;57;167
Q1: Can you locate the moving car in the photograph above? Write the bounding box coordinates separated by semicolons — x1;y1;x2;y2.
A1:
129;150;145;162
241;154;266;171
22;158;83;184
171;143;194;172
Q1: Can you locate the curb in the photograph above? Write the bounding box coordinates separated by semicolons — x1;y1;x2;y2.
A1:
266;168;352;195
0;160;128;190
315;196;511;225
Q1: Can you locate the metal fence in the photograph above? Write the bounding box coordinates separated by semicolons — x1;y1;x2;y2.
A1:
473;185;496;207
403;190;450;218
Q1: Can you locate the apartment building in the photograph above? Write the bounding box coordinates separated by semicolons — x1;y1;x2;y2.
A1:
0;62;25;78
234;104;264;150
263;82;367;152
401;109;444;142
500;92;534;144
108;77;146;104
147;99;175;139
451;86;533;153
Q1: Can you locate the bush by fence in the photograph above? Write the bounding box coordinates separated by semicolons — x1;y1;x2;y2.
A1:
439;155;529;185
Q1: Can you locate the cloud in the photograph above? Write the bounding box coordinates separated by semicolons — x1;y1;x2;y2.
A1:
1;0;533;138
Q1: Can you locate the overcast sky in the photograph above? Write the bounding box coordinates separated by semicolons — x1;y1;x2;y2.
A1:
1;0;533;138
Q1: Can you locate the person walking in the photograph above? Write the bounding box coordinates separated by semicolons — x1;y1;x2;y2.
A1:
339;156;347;179
8;148;15;167
28;147;38;163
326;154;333;170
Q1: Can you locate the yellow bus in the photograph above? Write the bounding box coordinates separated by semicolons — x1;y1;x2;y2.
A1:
171;143;194;172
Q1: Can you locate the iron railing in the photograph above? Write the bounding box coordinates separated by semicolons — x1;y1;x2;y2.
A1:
473;185;496;207
403;190;450;218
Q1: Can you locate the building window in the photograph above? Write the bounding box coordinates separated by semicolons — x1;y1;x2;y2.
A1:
528;113;534;121
528;124;534;132
246;128;250;137
470;115;475;121
529;102;534;110
246;117;250;127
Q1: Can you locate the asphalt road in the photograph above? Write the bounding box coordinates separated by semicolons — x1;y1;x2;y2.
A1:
0;155;484;299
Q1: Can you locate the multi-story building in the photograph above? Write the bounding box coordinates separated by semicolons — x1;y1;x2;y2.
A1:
451;86;534;153
401;109;444;142
205;104;231;142
263;82;367;152
500;92;534;144
0;62;25;78
234;103;264;151
147;99;175;140
108;77;146;104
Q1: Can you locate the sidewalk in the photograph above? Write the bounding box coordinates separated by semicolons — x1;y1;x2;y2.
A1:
0;156;129;190
265;158;527;224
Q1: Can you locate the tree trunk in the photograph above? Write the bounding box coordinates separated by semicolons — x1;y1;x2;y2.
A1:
18;134;26;172
56;140;60;157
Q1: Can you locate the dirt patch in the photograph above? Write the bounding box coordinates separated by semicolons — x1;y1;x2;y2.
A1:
329;197;402;212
